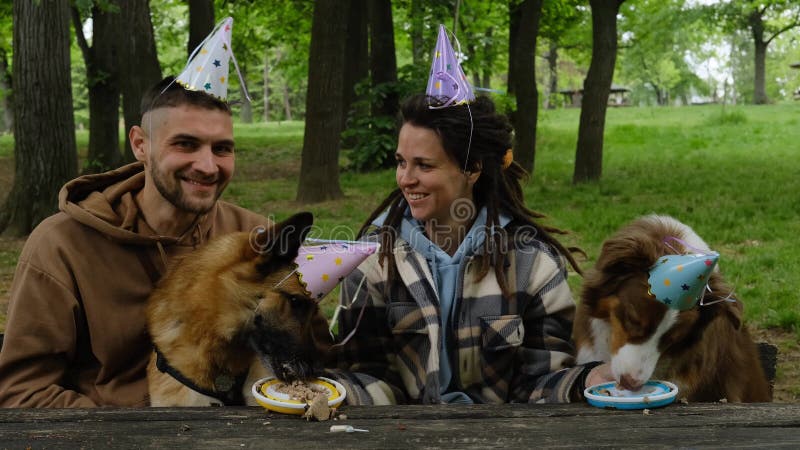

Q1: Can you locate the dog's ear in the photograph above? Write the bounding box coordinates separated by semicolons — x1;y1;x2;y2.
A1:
273;212;314;261
249;212;313;274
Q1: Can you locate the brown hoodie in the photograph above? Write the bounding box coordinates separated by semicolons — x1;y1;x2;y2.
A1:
0;162;268;407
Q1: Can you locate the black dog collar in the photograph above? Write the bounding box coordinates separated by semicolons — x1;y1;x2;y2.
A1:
154;347;246;406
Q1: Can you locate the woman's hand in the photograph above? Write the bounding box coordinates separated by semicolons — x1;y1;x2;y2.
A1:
585;362;615;389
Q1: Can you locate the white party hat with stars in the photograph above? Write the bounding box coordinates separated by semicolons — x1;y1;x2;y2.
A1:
176;17;249;101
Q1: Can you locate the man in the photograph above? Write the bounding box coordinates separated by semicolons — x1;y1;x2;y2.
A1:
0;76;267;407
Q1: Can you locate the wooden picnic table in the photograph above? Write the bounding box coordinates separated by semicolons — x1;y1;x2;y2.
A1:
1;402;798;448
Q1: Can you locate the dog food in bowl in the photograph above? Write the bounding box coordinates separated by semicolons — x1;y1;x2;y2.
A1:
251;376;346;420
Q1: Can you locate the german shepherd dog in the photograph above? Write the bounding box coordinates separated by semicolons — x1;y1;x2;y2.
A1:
574;215;770;402
147;212;333;406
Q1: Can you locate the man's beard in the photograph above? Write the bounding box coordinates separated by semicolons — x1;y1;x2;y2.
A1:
150;163;222;214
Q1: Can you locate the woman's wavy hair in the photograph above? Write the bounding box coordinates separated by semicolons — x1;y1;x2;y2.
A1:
358;94;583;298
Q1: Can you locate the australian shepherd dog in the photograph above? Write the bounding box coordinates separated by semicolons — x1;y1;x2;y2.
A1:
146;212;333;406
574;215;770;402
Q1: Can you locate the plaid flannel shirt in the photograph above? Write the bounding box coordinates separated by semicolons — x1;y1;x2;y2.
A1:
328;224;591;405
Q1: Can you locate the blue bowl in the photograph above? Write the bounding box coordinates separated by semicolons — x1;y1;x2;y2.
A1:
584;380;679;410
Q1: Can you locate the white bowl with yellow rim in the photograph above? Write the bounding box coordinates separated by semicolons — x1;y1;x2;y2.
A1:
251;376;346;415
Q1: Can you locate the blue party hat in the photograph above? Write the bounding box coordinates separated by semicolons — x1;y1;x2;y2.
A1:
648;253;719;310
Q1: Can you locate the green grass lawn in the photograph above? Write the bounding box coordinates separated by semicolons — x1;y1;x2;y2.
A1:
222;104;800;332
1;104;798;333
530;104;800;331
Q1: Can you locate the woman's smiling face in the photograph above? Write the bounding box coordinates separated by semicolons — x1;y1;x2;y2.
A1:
395;123;478;231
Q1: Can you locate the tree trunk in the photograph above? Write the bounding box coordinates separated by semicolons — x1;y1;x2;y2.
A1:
296;0;347;203
481;28;494;90
263;47;271;122
573;0;624;184
342;0;368;132
188;0;214;58
0;47;13;133
545;40;558;109
749;10;768;105
368;0;398;118
117;0;162;163
508;0;543;176
410;0;425;66
1;0;77;236
72;5;121;174
507;2;519;96
282;82;293;121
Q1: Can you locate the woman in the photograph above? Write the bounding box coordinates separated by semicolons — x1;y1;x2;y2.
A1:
331;94;612;405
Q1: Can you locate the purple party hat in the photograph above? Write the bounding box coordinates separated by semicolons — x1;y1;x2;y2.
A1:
176;17;250;101
293;240;379;301
426;24;475;108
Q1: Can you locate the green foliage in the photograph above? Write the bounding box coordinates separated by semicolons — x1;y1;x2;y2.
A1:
0;2;11;51
341;109;397;172
617;0;708;105
342;63;427;172
703;0;800;103
540;0;584;41
150;0;191;76
217;0;312;121
0;133;13;158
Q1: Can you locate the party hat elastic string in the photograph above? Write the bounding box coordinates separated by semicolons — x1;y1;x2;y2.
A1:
463;104;474;173
663;236;713;256
272;267;301;291
328;273;369;346
227;44;251;102
699;286;737;306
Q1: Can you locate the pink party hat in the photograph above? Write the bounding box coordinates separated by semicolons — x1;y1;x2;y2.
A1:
426;24;475;108
648;252;719;310
176;17;249;101
294;240;379;300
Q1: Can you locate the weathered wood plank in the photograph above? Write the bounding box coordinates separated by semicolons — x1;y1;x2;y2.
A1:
0;403;798;449
3;402;798;422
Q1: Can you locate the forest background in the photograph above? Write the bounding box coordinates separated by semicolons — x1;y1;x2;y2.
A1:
0;0;798;401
